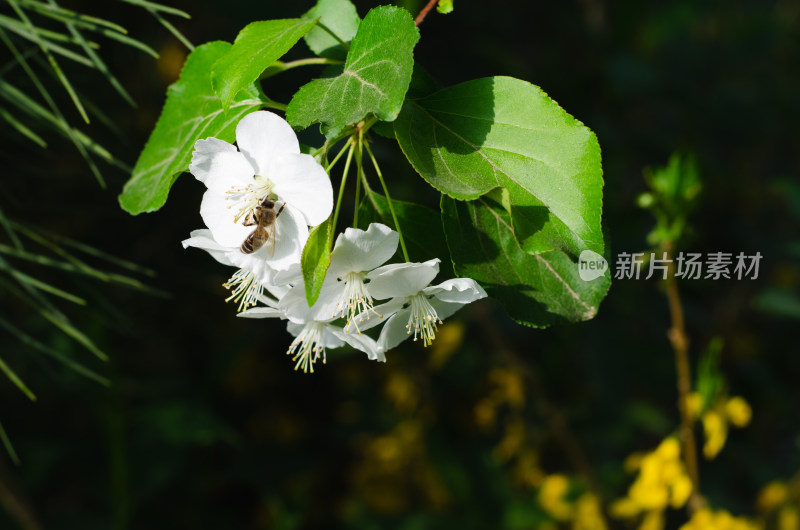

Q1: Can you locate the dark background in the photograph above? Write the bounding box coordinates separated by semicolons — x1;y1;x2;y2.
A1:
1;0;798;528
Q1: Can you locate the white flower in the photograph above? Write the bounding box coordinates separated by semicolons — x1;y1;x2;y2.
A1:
191;111;333;230
355;259;487;352
241;284;383;373
304;223;400;332
186;110;333;309
182;229;301;310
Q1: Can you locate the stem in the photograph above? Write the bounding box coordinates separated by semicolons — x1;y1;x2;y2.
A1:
364;141;410;262
316;22;349;50
415;0;439;26
260;98;287;112
353;133;363;227
663;243;702;513
260;57;343;80
327;136;354;173
312;127;359;158
330;141;356;246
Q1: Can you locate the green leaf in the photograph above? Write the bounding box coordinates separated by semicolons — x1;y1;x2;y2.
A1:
441;192;609;328
301;218;332;307
696;337;724;411
0;355;36;401
116;0;190;18
119;41;262;215
358;190;454;278
370;64;440;139
437;0;455;14
303;0;360;61
211;18;317;110
0;106;47;147
0;315;109;386
0;421;19;465
395;76;605;257
287;5;419;138
753;287;800;320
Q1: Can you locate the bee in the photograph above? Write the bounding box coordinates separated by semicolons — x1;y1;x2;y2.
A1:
241;197;285;255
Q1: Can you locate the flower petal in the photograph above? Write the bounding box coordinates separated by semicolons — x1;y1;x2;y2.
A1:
376;310;415;352
181;228;235;266
366;259;440;300
327;223;399;279
181;228;225;251
429;297;470;321
424;278;487;304
329;326;385;362
235;111;300;177
271;204;309;270
270;153;333;227
237;307;284;319
255;293;281;309
190;145;254;196
279;283;339;324
189;137;237;184
193;137;236;156
269;265;303;290
200;190;252;248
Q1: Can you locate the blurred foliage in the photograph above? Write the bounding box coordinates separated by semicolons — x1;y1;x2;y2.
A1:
0;0;799;529
0;0;192;465
638;153;702;247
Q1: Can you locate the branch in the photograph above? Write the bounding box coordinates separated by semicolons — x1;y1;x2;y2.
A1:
414;0;439;26
663;244;703;513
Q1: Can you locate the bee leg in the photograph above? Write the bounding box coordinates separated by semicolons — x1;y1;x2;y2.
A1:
242;211;258;227
275;203;286;218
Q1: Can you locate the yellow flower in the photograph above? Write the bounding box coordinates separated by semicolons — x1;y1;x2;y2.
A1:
756;481;788;512
538;474;574;521
611;437;693;522
702;410;728;459
779;505;800;530
428;321;464;370
680;507;713;530
385;371;419;414
725;397;752;427
686;392;704;421
609;498;640;519
573;493;608;530
513;449;545;488
697;395;751;460
639;510;665;530
656;438;681;461
680;507;761;530
670;474;693;508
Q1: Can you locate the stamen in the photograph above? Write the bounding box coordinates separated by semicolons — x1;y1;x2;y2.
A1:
225;175;275;223
405;293;442;347
287;322;327;373
334;271;381;334
223;268;263;312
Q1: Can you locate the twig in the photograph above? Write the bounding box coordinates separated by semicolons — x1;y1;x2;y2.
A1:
663;244;702;513
414;0;439;26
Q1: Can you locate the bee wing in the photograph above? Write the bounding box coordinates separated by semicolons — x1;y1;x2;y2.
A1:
265;202;286;258
266;223;278;258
